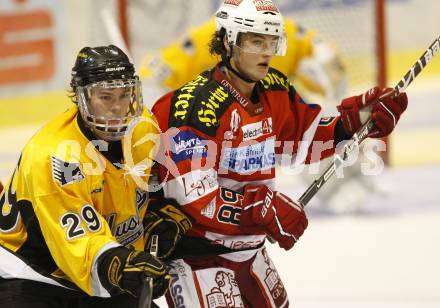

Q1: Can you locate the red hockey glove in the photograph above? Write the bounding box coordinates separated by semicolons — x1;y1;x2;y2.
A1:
240;185;308;250
337;86;408;138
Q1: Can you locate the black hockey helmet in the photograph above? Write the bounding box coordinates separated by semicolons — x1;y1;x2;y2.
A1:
71;45;144;141
71;45;135;88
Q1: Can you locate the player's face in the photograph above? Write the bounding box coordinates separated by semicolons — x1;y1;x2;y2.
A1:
89;87;132;124
232;33;278;80
76;79;143;141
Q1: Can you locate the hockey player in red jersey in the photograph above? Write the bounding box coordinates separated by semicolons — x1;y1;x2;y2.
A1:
151;0;408;307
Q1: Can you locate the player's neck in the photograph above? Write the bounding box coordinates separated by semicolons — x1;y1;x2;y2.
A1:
226;65;256;98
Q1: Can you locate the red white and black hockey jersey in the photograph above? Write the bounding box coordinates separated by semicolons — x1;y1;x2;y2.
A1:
152;65;345;259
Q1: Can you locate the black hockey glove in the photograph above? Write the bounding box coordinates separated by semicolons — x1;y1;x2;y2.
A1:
98;246;170;299
143;198;192;259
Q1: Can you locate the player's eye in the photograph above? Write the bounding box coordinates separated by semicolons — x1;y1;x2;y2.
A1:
251;39;263;47
99;95;113;101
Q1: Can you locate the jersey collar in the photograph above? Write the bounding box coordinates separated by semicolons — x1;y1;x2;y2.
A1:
212;65;264;116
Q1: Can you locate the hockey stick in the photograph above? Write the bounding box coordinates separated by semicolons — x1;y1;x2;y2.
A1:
298;35;440;207
138;235;159;308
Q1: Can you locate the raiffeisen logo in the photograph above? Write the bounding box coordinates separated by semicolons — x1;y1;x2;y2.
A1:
241;118;273;141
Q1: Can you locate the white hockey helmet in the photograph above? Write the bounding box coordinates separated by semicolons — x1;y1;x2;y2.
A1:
215;0;287;56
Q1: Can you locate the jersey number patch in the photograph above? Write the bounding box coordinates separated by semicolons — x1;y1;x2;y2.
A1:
60;205;102;240
216;188;244;226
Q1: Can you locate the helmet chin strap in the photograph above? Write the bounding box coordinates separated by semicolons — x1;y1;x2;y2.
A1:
222;44;259;84
225;57;259;83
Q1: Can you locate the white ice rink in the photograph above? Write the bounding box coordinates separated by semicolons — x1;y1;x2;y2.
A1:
271;165;440;308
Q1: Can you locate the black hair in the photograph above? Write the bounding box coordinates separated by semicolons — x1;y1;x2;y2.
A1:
209;28;227;57
209;28;257;83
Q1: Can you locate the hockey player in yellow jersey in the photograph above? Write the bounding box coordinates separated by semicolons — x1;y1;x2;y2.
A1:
0;45;191;308
139;16;347;106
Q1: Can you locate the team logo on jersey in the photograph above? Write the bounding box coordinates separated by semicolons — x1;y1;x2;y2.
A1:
107;213;144;246
224;109;241;140
241;117;273;141
171;130;208;163
205;270;243;308
51;156;85;186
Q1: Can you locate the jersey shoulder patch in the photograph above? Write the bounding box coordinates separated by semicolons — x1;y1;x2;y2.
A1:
259;67;291;92
169;69;235;137
51;156;85;187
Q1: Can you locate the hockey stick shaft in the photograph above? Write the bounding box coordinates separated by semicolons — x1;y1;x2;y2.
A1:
299;35;440;207
138;235;159;308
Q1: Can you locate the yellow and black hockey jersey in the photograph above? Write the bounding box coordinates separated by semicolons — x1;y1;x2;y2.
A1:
0;106;160;297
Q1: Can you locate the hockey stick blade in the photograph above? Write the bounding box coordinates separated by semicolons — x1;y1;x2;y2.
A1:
298;35;440;208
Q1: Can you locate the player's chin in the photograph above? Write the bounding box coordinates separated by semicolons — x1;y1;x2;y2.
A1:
254;65;270;79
